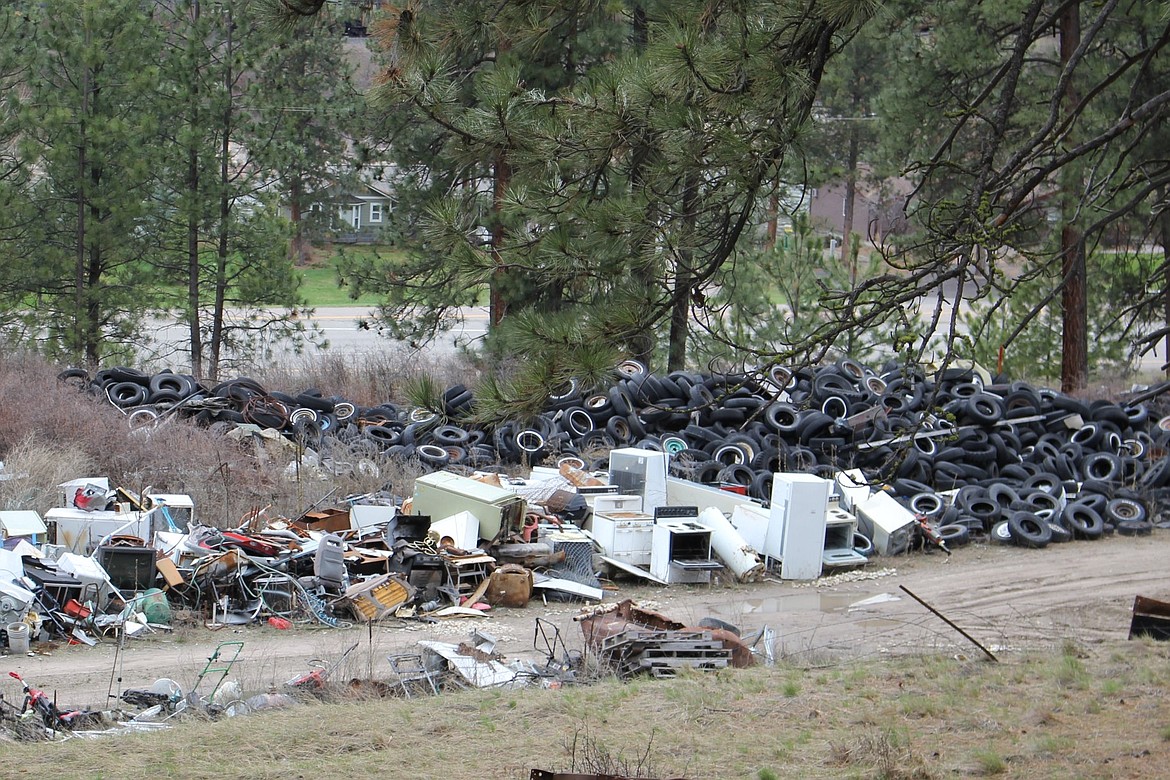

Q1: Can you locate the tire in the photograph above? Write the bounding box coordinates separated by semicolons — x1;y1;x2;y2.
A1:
107;365;150;384
964;393;1004;426
561;407;595;438
1105;497;1148;524
1081;451;1122;483
608;385;634;417
432;425;470;446
712;443;749;466
150;372;196;398
748;471;773;501
1116;519;1154;536
716;464;754;486
765;402;801;434
148;388;184;408
416;444;451;467
821;395;850;419
616;359;647;381
1140;457;1170;490
1007;510;1053;548
365;425;402;448
108;381;149;408
515;429;547;454
937;523;971;547
57;367;89;388
991;520;1013;544
909;492;945;519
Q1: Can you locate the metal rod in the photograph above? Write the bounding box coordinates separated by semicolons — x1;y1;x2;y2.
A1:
899;585;998;662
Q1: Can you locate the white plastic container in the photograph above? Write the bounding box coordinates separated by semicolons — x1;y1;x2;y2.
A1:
6;622;30;654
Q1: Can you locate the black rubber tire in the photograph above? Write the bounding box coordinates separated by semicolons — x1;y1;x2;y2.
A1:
148;388;184;407
716;463;754;486
748;470;773;501
607;385;634;417
1140;457;1170;490
107;365;150;384
937;523;971;547
1081;451;1122;483
432;425;471;446
1115;519;1154;536
1007;511;1053;548
150;373;196;398
909;492;945;519
416;444;451;467
514;429;547;454
964;393;1005;426
108;381;149;408
1047;521;1074;543
1105;497;1148;525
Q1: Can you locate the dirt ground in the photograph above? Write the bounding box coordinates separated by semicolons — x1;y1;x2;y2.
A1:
5;533;1168;710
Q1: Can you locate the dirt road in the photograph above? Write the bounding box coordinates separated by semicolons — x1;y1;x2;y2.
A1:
6;533;1168;709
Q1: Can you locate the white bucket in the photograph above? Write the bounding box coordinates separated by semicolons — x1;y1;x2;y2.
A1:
6;622;30;654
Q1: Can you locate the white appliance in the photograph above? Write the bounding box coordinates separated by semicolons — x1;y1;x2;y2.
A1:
855;491;916;556
607;449;668;516
650;520;721;584
770;473;831;581
822;506;868;569
591;510;654;567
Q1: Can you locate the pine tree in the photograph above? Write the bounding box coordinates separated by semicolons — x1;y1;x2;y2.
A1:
15;0;165;366
319;0;875;410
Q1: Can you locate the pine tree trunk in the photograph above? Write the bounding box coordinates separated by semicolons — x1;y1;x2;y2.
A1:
209;12;233;381
187;0;203;379
1059;3;1087;393
668;171;700;371
489;151;510;328
1162;194;1170;378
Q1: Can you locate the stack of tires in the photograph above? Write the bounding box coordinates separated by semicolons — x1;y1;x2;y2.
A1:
61;359;1169;546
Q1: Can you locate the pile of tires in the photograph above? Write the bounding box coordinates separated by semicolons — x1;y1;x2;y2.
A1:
61;358;1169;545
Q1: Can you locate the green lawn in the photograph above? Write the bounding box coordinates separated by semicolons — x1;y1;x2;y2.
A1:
297;263;380;306
298;246;404;307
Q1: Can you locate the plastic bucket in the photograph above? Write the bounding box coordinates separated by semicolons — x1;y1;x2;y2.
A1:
7;622;30;654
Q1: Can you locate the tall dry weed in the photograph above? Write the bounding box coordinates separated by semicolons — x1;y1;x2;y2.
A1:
256;349;482;408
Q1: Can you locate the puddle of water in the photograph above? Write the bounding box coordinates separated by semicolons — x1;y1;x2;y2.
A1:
716;592;868;617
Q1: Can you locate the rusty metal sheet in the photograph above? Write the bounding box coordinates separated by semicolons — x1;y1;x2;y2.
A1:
1130;595;1170;641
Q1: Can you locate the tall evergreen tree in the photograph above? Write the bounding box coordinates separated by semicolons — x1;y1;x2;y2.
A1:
14;0;164;365
316;0;876;407
150;0;333;379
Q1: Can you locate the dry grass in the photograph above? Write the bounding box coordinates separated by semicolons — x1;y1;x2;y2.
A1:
0;353;314;523
256;349;482;409
0;350;490;524
3;637;1170;779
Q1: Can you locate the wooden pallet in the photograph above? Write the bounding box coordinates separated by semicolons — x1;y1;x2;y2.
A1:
599;629;731;679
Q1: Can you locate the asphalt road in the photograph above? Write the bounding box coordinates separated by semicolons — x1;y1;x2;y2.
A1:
141;299;1168;382
141;305;492;368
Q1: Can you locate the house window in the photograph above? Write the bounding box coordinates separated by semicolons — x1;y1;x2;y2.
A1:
347;204;361;229
370;202;383;223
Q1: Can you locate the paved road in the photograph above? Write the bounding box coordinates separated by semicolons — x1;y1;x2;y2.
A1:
141;299;1167;382
141;305;492;368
